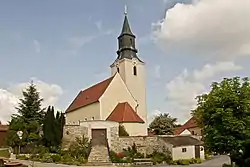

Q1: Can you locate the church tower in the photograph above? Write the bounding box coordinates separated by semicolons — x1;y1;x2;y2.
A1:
110;7;147;128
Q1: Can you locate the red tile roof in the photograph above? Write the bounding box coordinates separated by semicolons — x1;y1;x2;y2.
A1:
65;76;114;113
174;116;198;135
106;102;144;123
0;125;8;131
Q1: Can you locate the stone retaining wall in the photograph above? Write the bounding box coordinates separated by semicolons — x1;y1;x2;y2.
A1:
62;124;172;155
62;125;88;148
110;136;172;155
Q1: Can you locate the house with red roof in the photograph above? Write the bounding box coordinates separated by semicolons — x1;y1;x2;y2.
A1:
174;117;202;139
64;11;147;137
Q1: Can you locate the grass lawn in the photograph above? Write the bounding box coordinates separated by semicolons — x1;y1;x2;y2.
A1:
0;149;10;158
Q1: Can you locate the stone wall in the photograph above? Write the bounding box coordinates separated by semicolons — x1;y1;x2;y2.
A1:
110;136;172;155
62;125;88;148
62;123;172;156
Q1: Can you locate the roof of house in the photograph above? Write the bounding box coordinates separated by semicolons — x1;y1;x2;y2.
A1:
0;125;8;131
106;102;144;123
162;136;203;147
65;76;115;113
174;116;198;135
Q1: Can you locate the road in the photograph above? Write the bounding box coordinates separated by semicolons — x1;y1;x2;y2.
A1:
15;155;230;167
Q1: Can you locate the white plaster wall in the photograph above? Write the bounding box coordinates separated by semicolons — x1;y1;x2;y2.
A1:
122;122;148;136
80;120;119;144
99;73;137;119
110;59;148;135
172;145;195;160
112;59;147;122
66;102;100;124
200;146;205;160
180;129;192;135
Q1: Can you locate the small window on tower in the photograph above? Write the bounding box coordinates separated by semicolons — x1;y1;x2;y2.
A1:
133;66;137;76
130;38;132;44
117;67;120;73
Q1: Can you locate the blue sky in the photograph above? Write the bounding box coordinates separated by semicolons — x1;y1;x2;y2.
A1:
0;0;249;123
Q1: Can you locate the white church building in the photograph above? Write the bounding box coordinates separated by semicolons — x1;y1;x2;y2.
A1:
65;11;148;137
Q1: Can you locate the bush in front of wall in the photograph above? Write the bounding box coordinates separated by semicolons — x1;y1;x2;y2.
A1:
172;158;203;165
147;150;172;165
109;150;131;163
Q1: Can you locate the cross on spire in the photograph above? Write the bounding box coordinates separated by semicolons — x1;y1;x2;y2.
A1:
124;5;127;15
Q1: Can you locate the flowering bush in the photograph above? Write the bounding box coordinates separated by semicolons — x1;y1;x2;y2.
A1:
117;152;125;158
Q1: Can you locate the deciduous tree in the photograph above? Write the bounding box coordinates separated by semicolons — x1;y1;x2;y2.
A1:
149;113;177;135
193;77;250;167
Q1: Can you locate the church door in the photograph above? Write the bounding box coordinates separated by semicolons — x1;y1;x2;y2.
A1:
91;129;107;146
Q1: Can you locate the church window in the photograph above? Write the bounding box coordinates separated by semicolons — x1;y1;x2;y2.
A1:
182;148;187;152
130;38;132;44
117;67;120;73
133;66;137;76
92;117;94;120
85;118;87;121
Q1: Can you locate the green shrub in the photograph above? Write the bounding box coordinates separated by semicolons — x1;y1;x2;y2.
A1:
16;155;28;160
109;150;131;163
148;150;172;164
172;158;203;165
68;135;89;159
50;154;61;162
30;154;41;161
205;153;210;159
33;146;49;155
41;153;53;163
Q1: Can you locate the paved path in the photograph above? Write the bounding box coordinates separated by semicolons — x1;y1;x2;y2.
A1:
14;155;230;167
165;155;230;167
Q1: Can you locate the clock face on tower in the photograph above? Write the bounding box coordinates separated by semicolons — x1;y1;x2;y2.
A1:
132;58;137;65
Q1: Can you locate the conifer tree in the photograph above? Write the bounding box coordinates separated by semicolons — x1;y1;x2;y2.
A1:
6;81;45;148
43;107;66;150
43;106;56;147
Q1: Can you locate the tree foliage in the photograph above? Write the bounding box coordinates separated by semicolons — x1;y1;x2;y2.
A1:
6;82;45;148
43;106;65;150
192;77;250;166
149;113;177;135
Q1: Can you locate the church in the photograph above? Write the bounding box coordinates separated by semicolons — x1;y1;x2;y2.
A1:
65;10;148;136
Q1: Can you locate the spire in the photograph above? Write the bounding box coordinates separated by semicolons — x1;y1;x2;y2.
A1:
115;6;143;63
119;5;134;37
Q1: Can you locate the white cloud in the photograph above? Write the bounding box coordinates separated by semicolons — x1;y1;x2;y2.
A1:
0;78;63;124
0;89;19;124
165;61;242;123
153;0;250;59
33;40;41;53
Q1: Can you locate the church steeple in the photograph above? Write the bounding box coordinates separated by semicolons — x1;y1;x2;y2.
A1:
116;6;143;62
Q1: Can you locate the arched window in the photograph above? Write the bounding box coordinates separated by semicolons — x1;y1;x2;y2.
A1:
133;66;137;76
130;38;132;45
117;67;120;73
